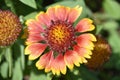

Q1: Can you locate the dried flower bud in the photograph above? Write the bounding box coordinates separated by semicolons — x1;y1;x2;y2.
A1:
0;10;21;46
85;35;111;69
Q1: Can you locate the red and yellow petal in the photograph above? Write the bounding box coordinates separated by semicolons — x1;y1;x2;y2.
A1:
67;6;82;23
76;18;95;32
76;33;96;50
25;43;47;60
46;6;57;21
36;12;51;27
55;5;70;21
79;33;97;41
26;34;45;45
73;45;92;63
26;19;44;33
51;54;66;75
36;51;54;72
64;50;81;70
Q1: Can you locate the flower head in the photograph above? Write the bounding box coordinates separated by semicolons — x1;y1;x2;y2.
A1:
0;10;21;46
25;5;96;75
85;35;111;69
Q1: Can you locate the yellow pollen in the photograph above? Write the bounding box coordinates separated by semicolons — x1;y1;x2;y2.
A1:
53;27;64;39
45;20;75;53
50;25;69;44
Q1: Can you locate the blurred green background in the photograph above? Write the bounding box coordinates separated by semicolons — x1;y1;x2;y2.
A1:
0;0;120;80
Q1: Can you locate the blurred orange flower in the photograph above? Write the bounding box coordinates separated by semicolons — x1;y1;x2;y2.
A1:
0;10;21;46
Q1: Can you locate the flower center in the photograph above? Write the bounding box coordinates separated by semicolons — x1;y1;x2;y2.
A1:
45;20;75;53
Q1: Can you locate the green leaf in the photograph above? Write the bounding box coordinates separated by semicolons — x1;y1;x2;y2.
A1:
0;62;9;78
105;32;120;70
108;31;120;54
75;66;98;80
13;0;36;16
103;21;118;31
5;47;13;77
4;0;16;13
12;41;25;70
30;71;48;80
12;58;23;80
24;12;38;20
103;0;120;20
103;20;120;70
19;44;25;70
85;7;93;17
96;24;103;35
93;13;113;21
0;48;4;62
29;67;52;80
102;21;120;53
57;66;98;80
20;0;37;9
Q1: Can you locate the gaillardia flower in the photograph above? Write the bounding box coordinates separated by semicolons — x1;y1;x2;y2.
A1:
0;10;21;46
25;5;96;75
